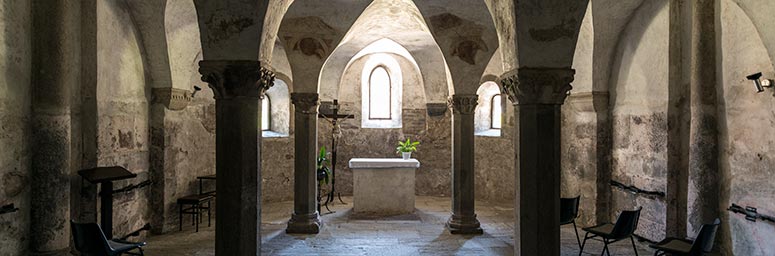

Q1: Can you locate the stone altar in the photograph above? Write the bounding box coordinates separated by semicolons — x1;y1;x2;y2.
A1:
349;158;420;215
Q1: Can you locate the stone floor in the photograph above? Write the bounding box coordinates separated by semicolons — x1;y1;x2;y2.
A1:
144;196;654;255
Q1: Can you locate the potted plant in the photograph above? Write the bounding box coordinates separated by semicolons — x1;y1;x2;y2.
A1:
317;146;331;186
396;138;420;160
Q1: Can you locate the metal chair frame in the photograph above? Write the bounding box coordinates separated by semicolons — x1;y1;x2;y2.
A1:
579;207;642;256
560;196;582;249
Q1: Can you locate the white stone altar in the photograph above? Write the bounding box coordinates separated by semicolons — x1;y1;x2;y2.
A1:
349;158;420;215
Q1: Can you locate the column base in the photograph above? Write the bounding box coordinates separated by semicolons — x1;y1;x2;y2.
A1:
286;212;321;234
447;214;483;234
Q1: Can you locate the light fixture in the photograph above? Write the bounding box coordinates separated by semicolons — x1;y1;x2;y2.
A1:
191;85;202;97
746;72;773;93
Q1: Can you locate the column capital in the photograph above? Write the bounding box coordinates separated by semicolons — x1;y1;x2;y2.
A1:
500;67;575;105
291;92;319;114
448;94;478;115
199;60;275;100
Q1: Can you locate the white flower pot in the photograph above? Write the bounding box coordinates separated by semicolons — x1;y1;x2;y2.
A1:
402;152;412;160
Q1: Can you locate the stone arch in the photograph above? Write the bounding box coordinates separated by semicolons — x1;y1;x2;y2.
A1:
414;0;499;94
481;47;503;84
320;0;452;103
608;0;670;242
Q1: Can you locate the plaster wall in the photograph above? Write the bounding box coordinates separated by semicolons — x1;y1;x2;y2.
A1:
561;4;597;226
0;1;31;254
719;1;775;254
95;0;151;238
609;0;669;242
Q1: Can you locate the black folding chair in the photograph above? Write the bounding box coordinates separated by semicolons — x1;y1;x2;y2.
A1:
579;207;642;256
561;196;582;249
71;221;146;256
650;218;721;256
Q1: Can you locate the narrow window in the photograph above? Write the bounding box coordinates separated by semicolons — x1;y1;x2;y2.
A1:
369;66;391;120
262;96;271;131
491;94;502;129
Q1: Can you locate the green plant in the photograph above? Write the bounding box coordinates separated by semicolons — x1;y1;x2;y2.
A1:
396;138;420;154
316;146;331;186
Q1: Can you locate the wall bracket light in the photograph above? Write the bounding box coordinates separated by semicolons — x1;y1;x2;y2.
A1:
746;72;773;93
191;85;202;98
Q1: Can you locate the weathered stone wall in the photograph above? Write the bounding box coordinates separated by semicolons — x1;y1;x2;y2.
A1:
318;52;454;197
562;4;598;226
474;104;515;203
719;1;775;254
609;0;669;242
0;0;32;254
95;0;151;238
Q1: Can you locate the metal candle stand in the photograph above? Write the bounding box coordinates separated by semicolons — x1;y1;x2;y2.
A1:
318;100;354;214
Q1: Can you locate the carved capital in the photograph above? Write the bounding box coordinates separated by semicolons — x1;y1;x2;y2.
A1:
199;60;275;100
500;67;575;105
291;93;319;114
448;94;478;115
152;88;191;111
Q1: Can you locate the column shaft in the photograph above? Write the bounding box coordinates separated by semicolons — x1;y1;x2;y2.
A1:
667;0;692;238
448;94;482;234
199;60;273;256
286;92;321;234
502;67;574;256
687;0;719;235
30;0;80;253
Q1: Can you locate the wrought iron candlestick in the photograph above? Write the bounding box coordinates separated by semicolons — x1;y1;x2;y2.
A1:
318;100;353;211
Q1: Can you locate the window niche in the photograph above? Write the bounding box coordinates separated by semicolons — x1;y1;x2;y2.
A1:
475;81;503;137
361;54;402;129
261;79;291;137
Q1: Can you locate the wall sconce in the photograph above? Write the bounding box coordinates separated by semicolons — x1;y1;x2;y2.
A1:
191;86;202;98
746;72;773;93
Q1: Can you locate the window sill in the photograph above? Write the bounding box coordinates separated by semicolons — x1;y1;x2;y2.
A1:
475;129;501;137
262;130;289;138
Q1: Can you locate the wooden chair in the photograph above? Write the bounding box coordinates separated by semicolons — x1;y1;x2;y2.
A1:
580;207;642;256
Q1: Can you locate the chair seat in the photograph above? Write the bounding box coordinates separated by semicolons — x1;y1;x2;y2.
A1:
560;219;575;225
582;223;614;237
649;238;693;253
177;194;214;204
108;240;144;253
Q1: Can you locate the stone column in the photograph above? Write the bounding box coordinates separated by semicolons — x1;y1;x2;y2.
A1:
447;94;482;234
502;67;574;256
687;0;720;235
286;92;321;234
30;0;80;253
666;0;692;238
199;60;273;256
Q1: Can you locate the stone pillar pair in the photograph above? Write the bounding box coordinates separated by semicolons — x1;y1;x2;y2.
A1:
199;60;274;256
501;67;575;255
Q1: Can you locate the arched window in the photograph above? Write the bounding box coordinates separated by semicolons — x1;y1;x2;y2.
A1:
369;66;391;120
474;82;502;137
361;53;402;129
261;96;271;131
491;94;502;129
261;79;291;137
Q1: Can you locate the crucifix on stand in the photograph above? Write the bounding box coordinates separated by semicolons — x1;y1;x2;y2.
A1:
318;99;354;213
